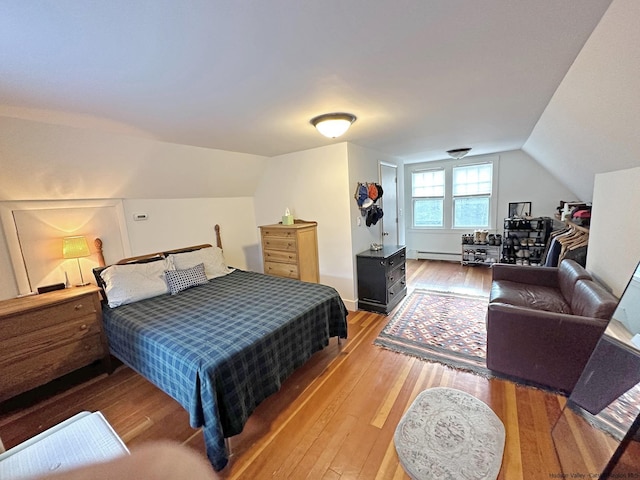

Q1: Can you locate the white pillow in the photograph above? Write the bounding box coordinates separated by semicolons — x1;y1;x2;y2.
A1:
100;257;175;308
167;247;232;280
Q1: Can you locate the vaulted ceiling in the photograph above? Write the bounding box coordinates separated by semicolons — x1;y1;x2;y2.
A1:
0;0;612;163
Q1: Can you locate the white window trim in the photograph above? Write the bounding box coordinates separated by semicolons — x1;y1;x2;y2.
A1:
411;168;445;228
452;162;493;229
408;155;500;233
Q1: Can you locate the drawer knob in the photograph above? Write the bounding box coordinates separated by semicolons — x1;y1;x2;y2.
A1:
80;324;88;330
74;304;84;310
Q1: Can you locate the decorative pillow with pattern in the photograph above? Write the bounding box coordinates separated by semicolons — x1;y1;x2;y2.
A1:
165;263;209;295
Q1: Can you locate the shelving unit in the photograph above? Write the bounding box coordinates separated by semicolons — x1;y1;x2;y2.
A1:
500;217;553;266
461;243;500;266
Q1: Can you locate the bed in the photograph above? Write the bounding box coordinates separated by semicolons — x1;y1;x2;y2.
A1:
93;226;348;471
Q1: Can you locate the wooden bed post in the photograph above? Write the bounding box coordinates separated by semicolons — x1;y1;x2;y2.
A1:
95;238;106;267
215;224;223;250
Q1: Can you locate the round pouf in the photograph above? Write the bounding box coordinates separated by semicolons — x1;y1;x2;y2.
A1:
394;387;505;480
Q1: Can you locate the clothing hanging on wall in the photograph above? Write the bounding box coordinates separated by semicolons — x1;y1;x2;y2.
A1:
354;182;384;226
543;221;589;267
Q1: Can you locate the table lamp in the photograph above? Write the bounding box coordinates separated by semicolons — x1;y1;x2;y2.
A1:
62;235;91;286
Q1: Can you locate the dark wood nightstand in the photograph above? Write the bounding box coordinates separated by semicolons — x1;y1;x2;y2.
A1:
356;246;407;314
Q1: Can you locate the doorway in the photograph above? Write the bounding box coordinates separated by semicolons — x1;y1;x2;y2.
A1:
380;163;398;246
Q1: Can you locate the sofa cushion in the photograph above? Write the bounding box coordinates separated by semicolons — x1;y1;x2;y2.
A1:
571;279;618;319
558;259;592;301
490;280;572;314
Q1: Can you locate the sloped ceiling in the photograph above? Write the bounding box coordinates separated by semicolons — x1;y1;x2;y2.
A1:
0;0;611;164
523;0;640;202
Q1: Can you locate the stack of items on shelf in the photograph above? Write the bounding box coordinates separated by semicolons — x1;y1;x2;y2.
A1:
555;201;591;226
461;230;502;266
501;217;553;266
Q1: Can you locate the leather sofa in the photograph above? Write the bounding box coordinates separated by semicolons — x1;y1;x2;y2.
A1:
486;259;618;393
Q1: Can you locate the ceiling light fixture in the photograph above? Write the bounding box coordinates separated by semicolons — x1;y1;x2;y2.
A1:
446;148;472;159
310;113;356;138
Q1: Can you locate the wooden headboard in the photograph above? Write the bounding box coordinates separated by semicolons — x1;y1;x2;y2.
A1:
94;224;223;268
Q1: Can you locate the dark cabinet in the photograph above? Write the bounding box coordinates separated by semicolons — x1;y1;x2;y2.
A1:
356;246;407;314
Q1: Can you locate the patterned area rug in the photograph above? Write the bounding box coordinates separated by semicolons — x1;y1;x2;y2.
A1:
394;387;505;480
375;289;638;442
374;289;491;377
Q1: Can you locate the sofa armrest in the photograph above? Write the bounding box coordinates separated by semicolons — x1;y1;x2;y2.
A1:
486;303;608;392
491;264;560;288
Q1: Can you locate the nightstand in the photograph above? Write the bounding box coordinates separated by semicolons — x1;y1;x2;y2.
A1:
356;246;407;314
0;286;110;403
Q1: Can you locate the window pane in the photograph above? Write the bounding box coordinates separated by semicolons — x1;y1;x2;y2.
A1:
412;169;444;197
414;198;443;227
454;197;489;227
453;164;492;196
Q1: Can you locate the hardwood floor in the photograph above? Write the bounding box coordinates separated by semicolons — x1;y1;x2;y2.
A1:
0;260;633;478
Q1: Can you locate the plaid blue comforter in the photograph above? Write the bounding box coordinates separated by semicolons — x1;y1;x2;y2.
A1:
101;269;348;471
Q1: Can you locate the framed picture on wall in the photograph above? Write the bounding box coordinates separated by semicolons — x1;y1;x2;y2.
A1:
508;202;532;218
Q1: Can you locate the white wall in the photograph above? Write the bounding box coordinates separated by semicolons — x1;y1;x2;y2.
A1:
404;150;577;260
0;116;267;201
496;150;578;221
253;143;356;307
0;116;268;299
347;143;403;300
123;198;260;271
523;0;640;202
587;167;640;296
347;144;402;255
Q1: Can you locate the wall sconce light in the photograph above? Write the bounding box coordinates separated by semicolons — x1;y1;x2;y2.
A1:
62;235;91;286
310;113;356;138
446;148;472;159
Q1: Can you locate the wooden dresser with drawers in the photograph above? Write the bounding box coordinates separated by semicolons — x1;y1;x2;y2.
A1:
0;285;110;402
259;221;319;283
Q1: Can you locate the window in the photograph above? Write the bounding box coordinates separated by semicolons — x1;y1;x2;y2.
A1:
412;169;444;227
452;163;492;228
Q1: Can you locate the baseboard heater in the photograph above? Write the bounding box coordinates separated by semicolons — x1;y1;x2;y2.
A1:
416;250;461;261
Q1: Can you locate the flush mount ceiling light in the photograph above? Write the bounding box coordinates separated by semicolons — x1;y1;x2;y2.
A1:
310;113;356;138
446;148;472;159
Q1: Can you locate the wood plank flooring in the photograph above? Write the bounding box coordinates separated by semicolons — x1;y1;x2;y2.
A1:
0;260;636;478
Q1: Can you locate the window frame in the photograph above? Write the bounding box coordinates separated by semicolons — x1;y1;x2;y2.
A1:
408;156;499;232
451;163;493;229
411;168;445;228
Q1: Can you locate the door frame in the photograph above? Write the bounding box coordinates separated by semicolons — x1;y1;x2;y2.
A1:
379;161;399;246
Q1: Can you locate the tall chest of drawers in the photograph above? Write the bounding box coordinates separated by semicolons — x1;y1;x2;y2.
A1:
357;246;407;314
259;221;319;283
0;285;110;402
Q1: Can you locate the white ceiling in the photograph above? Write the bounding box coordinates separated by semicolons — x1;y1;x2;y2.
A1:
0;1;612;162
